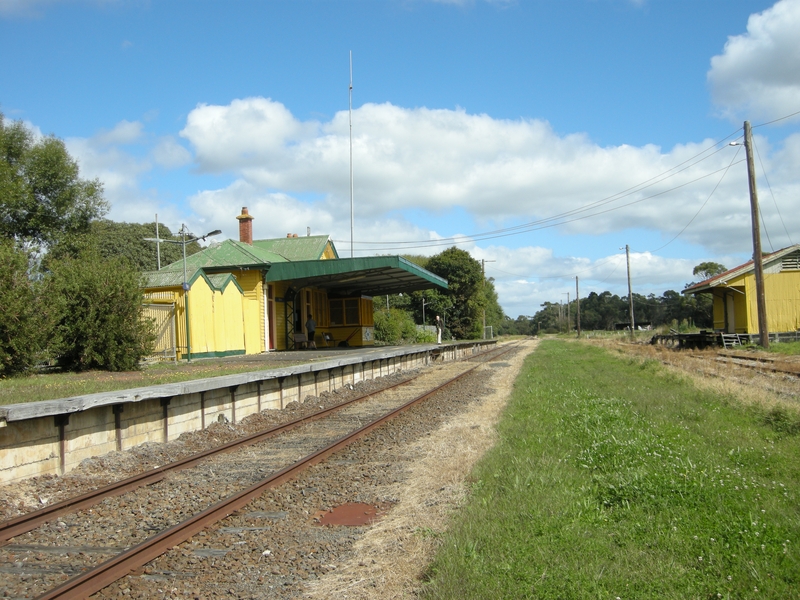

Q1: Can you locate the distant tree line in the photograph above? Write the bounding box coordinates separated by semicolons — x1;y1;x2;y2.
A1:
499;265;725;337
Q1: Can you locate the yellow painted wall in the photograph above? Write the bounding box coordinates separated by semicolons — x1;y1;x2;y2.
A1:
322;241;337;259
187;277;217;356
233;270;265;355
712;270;800;333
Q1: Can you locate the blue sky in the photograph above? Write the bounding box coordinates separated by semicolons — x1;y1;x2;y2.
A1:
2;0;799;319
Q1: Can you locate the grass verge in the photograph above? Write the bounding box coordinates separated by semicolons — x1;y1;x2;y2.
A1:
421;340;800;599
0;359;305;406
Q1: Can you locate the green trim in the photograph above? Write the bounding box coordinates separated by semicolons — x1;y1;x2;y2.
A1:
182;349;246;360
265;255;447;289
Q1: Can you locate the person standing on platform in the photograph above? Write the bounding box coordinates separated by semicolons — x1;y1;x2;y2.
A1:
434;315;443;344
305;314;317;349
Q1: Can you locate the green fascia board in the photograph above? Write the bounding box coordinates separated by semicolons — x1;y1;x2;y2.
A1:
206;273;245;294
143;269;244;294
265;255;448;289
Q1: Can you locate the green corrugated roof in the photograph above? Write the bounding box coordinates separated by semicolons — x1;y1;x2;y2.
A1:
145;235;446;296
251;235;335;262
143;268;243;293
265;256;447;296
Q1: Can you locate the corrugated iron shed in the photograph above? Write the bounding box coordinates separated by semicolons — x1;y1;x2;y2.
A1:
683;244;800;294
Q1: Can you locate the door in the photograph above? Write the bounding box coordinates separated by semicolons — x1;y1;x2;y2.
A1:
726;293;735;333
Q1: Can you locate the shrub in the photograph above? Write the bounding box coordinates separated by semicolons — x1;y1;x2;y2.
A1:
47;249;155;371
0;241;50;376
374;308;419;344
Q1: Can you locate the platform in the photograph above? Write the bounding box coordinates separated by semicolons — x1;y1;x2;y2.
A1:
0;341;496;486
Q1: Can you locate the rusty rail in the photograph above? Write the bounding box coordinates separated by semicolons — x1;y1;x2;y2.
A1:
34;343;518;600
2;343;512;545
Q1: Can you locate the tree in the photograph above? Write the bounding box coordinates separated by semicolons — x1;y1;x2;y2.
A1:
47;247;156;371
88;219;202;272
424;247;485;339
0;113;108;250
692;261;727;282
0;241;51;376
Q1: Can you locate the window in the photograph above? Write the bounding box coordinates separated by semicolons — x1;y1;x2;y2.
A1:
329;298;362;325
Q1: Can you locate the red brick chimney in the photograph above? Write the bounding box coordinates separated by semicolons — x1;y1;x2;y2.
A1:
237;207;254;244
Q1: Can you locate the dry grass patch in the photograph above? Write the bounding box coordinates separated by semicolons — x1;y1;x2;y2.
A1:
303;340;538;599
584;337;800;414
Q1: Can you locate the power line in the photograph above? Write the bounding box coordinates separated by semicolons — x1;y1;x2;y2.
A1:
336;128;743;251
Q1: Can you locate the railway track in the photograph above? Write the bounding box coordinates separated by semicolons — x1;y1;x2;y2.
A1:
686;351;800;378
0;342;519;599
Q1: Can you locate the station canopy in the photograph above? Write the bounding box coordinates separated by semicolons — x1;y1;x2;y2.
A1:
264;256;447;298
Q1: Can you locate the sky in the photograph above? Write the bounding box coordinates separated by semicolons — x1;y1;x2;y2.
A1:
2;0;799;320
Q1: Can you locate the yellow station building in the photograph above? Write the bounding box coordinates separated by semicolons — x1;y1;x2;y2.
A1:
142;208;448;360
683;244;800;335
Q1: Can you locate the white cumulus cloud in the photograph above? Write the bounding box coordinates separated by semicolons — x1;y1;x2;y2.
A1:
708;0;800;124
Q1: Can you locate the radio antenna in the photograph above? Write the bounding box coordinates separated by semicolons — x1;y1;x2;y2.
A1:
349;50;354;258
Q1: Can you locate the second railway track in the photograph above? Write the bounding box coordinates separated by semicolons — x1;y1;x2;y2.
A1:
0;342;522;599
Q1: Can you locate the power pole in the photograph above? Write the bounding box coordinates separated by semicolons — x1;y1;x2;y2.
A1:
625;244;635;339
744;121;770;349
481;258;495;339
563;292;570;333
575;276;581;338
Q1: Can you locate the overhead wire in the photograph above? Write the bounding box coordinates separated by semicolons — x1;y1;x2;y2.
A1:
336;128;743;251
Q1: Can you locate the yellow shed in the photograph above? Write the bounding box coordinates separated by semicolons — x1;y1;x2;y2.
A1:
683;244;800;334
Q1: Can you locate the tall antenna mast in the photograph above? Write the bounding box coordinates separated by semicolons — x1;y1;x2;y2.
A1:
349;50;354;258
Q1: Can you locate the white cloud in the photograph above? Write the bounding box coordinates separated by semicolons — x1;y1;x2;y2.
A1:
152;136;191;169
181;97;800;260
708;0;800;123
64;119;193;226
92;119;144;146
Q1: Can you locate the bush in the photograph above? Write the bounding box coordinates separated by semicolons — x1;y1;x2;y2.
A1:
47;249;155;371
0;241;50;376
374;308;419;344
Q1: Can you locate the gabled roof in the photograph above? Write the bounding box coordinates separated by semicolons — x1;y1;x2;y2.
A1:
143;234;447;296
143;269;244;293
252;235;336;262
683;244;800;295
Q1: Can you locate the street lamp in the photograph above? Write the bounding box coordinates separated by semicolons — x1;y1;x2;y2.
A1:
146;225;221;361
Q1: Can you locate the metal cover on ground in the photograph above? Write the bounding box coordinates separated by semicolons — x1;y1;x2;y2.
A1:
312;502;391;527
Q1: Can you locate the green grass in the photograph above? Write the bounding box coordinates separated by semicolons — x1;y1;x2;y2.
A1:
0;360;305;406
421;340;800;599
766;341;800;356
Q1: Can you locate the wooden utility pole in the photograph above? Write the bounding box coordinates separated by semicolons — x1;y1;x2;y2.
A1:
481;258;495;339
575;276;581;338
743;121;770;349
625;245;635;339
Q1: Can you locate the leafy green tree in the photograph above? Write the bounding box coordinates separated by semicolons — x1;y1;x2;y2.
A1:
47;247;155;371
425;247;484;339
0;114;107;249
0;241;52;376
89;219;201;272
692;261;727;282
